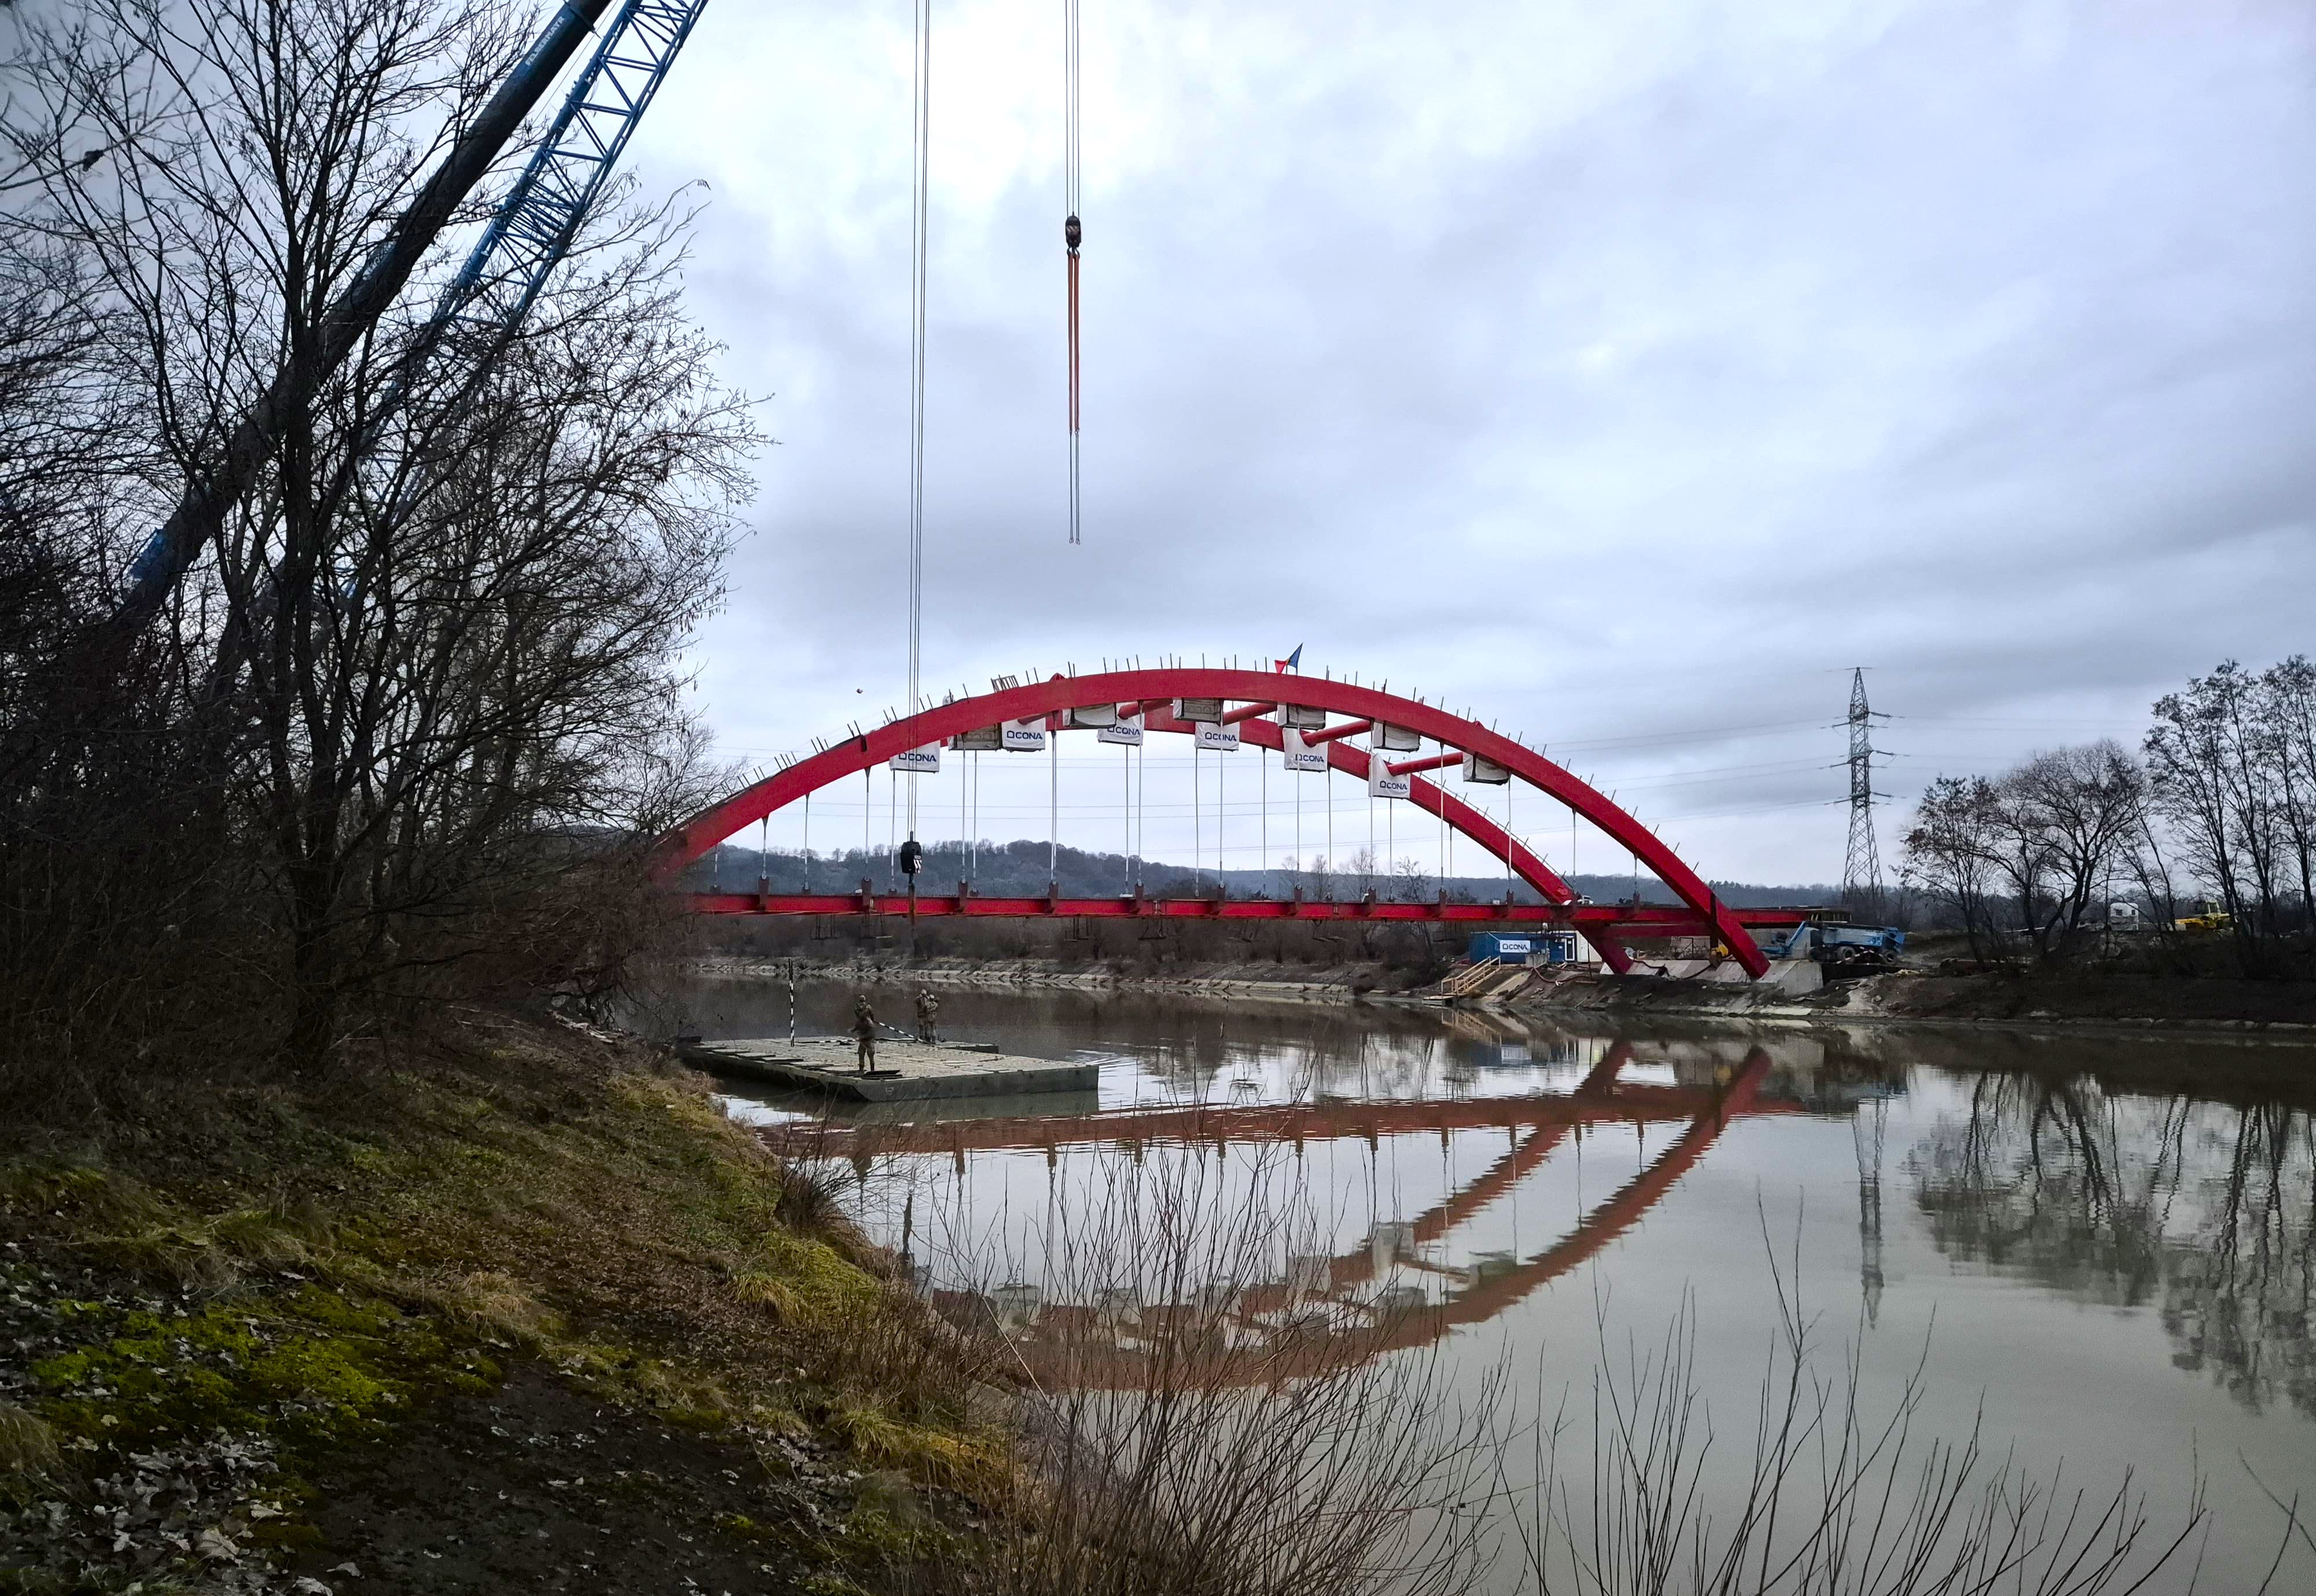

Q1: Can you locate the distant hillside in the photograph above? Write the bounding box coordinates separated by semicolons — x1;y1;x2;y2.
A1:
683;839;1838;909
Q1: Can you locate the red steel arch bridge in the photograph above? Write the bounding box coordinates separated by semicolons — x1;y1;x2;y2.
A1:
659;668;1806;977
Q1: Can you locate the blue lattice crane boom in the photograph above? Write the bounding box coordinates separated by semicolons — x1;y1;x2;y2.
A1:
112;0;713;646
433;0;712;358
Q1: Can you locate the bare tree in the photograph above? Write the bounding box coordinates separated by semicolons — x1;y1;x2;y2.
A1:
1900;775;2007;963
2146;663;2286;971
0;229;116;745
1;0;756;1076
2004;740;2145;959
1392;854;1430;901
1277;850;1303;898
2259;656;2316;933
1306;852;1338;903
1903;747;2147;966
2121;807;2188;960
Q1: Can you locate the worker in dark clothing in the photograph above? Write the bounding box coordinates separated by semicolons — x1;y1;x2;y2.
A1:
914;988;940;1043
852;995;878;1074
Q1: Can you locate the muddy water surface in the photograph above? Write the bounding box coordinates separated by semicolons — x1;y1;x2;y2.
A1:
673;976;2316;1591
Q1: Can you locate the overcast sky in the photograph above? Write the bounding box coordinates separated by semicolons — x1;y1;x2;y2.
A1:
620;0;2316;887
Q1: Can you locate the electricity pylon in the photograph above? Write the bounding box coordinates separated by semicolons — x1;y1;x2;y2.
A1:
1842;667;1888;920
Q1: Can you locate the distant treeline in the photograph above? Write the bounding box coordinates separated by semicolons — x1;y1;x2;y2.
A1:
683;837;1839;909
1901;656;2316;975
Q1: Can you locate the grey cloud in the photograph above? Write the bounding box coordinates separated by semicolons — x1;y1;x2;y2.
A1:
627;0;2316;883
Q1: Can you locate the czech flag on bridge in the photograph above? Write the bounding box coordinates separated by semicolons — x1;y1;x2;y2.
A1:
1274;644;1303;674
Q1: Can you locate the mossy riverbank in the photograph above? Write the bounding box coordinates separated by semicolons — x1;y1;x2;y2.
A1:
0;1012;1009;1594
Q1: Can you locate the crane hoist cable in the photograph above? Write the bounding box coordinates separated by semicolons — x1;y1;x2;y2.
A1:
906;0;931;845
1063;0;1082;545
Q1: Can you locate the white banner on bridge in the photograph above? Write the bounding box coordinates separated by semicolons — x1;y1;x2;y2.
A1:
1098;714;1144;746
1282;727;1326;773
888;744;940;774
1369;721;1420;752
1461;751;1511;784
1368;762;1412;799
1002;717;1047;753
1194;721;1240;751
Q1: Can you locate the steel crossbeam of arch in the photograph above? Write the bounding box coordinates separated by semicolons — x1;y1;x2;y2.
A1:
654;667;1772;978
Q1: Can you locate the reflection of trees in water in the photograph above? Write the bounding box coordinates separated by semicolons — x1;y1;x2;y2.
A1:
1908;1077;2314;1418
2163;1101;2314;1419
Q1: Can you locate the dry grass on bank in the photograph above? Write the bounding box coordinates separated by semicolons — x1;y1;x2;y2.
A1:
0;1010;1526;1596
0;1011;1012;1593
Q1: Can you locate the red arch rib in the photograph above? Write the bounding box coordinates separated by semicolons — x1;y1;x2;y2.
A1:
998;1047;1774;1389
653;668;1767;977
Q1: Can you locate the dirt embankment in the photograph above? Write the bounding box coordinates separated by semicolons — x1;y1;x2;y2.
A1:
1500;965;2316;1040
1844;968;2316;1030
708;948;2316;1050
699;952;1432;1007
0;1013;1012;1595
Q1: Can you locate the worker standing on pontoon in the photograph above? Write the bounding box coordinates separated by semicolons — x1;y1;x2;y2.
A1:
914;988;940;1043
852;995;878;1074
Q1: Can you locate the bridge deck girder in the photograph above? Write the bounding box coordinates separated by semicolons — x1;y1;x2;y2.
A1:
688;890;1812;941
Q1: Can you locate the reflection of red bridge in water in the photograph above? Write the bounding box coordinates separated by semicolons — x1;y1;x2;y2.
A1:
657;669;1823;975
764;1044;1779;1388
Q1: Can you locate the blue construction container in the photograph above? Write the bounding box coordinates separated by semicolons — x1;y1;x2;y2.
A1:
1470;930;1586;964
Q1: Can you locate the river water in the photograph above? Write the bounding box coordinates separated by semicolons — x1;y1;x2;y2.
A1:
673;975;2314;1592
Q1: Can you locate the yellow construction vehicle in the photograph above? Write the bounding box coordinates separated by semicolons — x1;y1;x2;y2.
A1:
2173;900;2232;933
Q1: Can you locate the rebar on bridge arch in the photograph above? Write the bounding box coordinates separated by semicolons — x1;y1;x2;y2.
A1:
654;667;1768;978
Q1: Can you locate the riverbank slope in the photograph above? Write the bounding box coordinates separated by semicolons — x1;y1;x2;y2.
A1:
0;1010;1006;1594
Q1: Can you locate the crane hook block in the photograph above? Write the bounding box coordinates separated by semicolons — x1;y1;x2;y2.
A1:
1064;214;1082;254
899;838;924;876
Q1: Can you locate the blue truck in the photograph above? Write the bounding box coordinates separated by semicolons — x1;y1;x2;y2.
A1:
1763;922;1905;975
